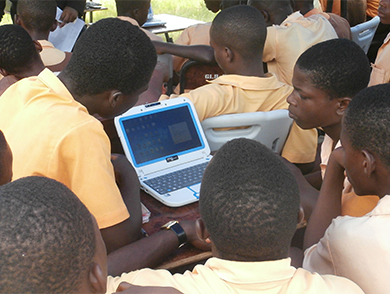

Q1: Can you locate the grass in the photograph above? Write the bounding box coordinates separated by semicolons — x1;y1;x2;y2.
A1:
0;0;216;41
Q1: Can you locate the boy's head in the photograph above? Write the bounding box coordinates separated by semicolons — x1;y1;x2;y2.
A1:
210;5;266;71
59;18;157;119
0;24;43;77
287;38;370;130
342;84;390;197
0;130;12;185
220;0;247;10
15;0;57;37
199;138;300;262
115;0;151;25
204;0;222;12
378;0;390;24
248;0;293;26
0;176;108;294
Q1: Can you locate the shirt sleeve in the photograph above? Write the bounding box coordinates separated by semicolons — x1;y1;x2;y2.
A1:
48;119;129;229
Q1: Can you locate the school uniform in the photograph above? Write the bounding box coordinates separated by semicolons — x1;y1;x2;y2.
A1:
107;257;364;294
264;11;338;85
304;195;390;294
0;68;129;229
368;32;390;86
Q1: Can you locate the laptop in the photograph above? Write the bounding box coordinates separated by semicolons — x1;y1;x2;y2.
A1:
142;6;166;28
114;98;212;207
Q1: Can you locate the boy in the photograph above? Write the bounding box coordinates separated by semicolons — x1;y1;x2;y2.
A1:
15;0;72;72
160;5;318;174
248;0;338;86
287;38;378;219
106;139;363;293
0;176;181;294
0;18;155;254
303;83;390;294
368;0;390;86
0;24;45;95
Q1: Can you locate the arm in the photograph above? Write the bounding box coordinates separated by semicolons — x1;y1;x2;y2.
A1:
152;41;216;65
101;154;143;254
107;220;209;276
282;158;319;221
59;0;86;26
303;147;345;250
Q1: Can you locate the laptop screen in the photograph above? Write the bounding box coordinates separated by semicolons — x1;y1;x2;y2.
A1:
118;103;204;167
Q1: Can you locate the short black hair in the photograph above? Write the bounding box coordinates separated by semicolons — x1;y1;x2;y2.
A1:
248;0;291;11
296;38;370;100
200;138;300;261
17;0;57;33
221;0;247;10
62;17;156;97
210;5;267;59
0;24;40;75
0;176;96;293
344;84;390;170
115;0;149;17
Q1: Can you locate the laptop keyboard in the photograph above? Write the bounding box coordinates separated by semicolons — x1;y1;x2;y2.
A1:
144;162;209;194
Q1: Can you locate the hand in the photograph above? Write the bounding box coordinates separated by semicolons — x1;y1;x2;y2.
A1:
114;282;183;294
59;6;78;27
180;220;211;251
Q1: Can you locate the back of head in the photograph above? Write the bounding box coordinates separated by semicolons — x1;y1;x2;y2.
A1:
0;24;40;75
200;138;300;261
115;0;149;18
62;17;156;97
248;0;292;13
220;0;247;10
296;38;370;99
344;84;390;170
0;176;96;294
17;0;57;34
210;5;267;59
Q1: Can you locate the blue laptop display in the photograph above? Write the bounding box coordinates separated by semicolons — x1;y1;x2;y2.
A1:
115;98;212;207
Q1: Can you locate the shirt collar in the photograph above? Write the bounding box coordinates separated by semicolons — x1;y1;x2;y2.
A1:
209;73;288;91
204;257;296;284
367;195;390;216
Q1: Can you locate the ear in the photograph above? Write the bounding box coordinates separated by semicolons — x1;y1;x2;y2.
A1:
336;97;351;116
108;91;123;108
50;20;58;32
195;218;211;244
88;263;107;293
14;14;21;25
297;205;305;224
362;149;376;178
260;10;270;24
0;68;10;77
224;47;234;63
33;40;43;53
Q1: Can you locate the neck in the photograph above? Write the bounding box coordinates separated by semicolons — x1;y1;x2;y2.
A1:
14;62;45;80
322;123;341;144
225;56;266;77
26;29;50;41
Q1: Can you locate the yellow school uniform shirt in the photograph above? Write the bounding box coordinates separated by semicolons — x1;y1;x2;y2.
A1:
369;33;390;86
160;73;317;164
173;23;212;72
264;12;338;85
117;16;163;42
106;257;363;294
0;69;129;229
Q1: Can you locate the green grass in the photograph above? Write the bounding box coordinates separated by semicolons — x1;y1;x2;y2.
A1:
0;0;216;41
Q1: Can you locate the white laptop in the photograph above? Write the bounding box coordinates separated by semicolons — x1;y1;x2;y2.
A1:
114;98;212;207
